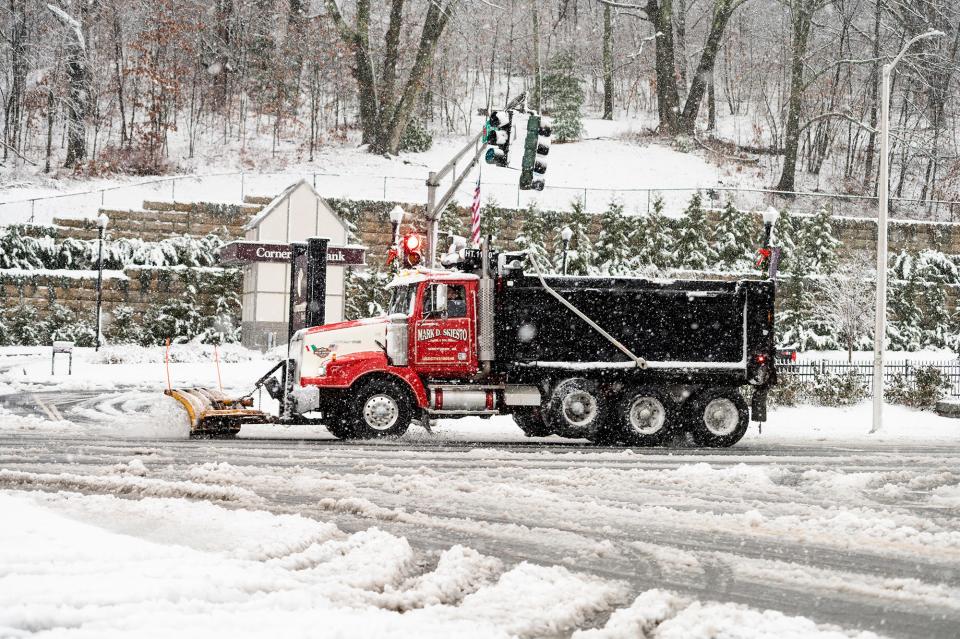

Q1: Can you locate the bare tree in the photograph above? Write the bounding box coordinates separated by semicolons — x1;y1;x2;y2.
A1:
47;1;91;167
811;260;876;362
325;0;460;155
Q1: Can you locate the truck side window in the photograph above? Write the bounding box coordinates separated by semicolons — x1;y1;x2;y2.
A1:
423;283;448;318
446;285;467;318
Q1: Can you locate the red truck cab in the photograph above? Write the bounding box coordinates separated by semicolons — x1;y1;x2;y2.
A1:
291;269;481;432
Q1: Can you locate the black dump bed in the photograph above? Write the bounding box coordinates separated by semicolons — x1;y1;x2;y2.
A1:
495;274;775;375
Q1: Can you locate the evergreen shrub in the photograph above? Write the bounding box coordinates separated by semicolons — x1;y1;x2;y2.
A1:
810;370;868;406
886;366;951;410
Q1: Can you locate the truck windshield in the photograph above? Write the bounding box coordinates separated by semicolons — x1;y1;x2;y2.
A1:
387;285;417;316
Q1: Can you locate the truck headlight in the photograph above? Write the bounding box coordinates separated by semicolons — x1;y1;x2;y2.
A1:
318;364;328;376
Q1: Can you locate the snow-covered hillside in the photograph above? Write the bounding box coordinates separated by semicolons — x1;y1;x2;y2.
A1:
0;118;764;225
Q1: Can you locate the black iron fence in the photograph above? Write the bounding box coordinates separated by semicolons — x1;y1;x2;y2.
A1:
778;360;960;396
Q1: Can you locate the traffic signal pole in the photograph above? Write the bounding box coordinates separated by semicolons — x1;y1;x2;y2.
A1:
425;93;527;267
425;130;483;267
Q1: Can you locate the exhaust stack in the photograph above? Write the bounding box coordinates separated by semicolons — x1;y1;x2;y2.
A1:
477;236;496;369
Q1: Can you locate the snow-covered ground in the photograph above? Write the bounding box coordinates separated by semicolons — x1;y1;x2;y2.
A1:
2;345;959;638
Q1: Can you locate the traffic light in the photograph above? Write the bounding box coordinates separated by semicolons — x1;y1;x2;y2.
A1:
401;233;423;267
519;115;551;191
484;110;512;167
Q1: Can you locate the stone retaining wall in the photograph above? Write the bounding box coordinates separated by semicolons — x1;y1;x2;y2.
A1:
0;267;240;321
52;200;262;242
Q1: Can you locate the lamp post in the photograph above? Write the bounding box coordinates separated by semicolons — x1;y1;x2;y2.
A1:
560;226;573;275
95;213;109;352
389;205;405;251
871;30;943;434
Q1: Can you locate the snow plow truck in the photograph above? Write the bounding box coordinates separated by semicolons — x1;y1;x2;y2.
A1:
264;239;777;448
168;238;776;447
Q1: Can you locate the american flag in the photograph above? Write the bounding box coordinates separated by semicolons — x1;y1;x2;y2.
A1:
470;175;482;248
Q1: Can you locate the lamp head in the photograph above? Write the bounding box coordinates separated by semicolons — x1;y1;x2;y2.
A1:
388;205;405;225
561;226;573;243
97;213;109;229
762;207;780;226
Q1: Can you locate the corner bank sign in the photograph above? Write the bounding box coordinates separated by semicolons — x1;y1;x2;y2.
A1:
218;241;366;266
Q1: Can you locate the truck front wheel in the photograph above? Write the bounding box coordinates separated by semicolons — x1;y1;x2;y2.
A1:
688;389;749;448
346;378;413;439
614;386;676;446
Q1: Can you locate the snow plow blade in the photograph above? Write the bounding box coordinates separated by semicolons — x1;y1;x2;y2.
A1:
164;388;272;438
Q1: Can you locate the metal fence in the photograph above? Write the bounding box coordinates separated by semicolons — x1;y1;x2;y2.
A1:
779;359;960;396
3;169;960;227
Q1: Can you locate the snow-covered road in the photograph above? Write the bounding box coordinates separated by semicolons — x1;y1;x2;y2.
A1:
2;433;958;638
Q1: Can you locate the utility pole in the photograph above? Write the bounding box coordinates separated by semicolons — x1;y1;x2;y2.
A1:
871;30;943;434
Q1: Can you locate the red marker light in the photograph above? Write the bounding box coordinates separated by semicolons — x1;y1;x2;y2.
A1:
405;234;421;251
755;354;767;365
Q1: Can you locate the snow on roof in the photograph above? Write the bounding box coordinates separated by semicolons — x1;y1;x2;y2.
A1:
243;179;348;235
386;268;479;288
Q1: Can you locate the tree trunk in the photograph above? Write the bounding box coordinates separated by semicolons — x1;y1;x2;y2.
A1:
677;0;740;134
383;3;455;153
45;89;55;174
775;0;815;193
111;4;128;145
646;0;680;133
674;0;688;102
47;1;92;168
602;2;613;119
707;68;716;131
376;0;406;151
4;0;28;162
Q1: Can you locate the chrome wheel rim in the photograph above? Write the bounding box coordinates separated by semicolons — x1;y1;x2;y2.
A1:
628;396;667;435
363;395;399;430
561;390;598;427
703;398;739;436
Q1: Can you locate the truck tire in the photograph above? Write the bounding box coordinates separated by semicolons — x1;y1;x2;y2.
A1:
614;386;676;446
346;378;413;439
512;408;553;437
548;378;606;439
323;414;355;439
688;388;749;448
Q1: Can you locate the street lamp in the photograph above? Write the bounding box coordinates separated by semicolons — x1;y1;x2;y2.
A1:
871;29;943;434
95;213;109;352
560;226;573;275
761;207;779;246
388;205;405;249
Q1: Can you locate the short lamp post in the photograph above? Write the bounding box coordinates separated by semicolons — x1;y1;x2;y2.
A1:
95;213;109;352
389;205;405;251
560;226;573;275
871;29;943;434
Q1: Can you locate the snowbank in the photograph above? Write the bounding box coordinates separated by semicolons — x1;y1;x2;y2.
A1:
0;490;883;639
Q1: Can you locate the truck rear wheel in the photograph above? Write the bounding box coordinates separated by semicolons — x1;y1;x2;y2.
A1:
688;389;749;448
548;378;606;440
615;386;676;446
512;408;553;437
346;378;413;439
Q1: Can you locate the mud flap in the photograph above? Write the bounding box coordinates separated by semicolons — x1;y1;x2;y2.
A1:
750;386;768;422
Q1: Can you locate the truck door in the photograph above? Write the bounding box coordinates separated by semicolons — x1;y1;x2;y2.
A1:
413;281;477;375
